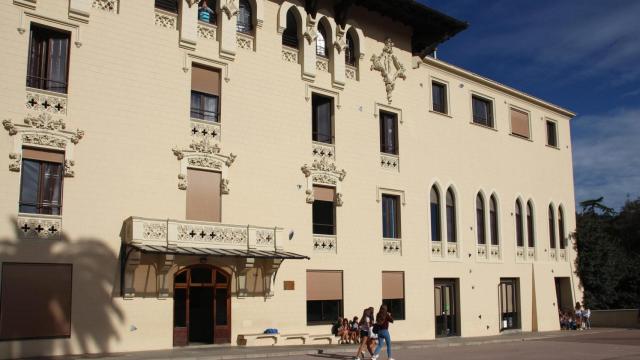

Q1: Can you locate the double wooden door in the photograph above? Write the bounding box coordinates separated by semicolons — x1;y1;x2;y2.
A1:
173;265;230;346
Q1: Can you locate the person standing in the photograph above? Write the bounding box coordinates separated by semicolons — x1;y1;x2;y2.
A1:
372;304;394;360
355;307;375;360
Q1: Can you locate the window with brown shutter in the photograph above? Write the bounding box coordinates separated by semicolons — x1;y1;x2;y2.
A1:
186;169;221;222
191;65;220;122
27;24;70;94
312;185;336;235
510;108;530;139
382;271;405;320
306;270;343;324
0;263;72;340
19;148;65;215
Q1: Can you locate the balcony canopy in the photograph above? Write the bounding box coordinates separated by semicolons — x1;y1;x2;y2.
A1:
128;243;309;260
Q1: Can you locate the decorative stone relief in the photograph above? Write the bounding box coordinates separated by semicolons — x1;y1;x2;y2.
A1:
221;0;238;20
26;89;67;115
490;245;501;260
333;26;347;54
431;241;443;257
236;33;254;51
17;214;62;241
316;58;329;72
92;0;118;12
447;243;458;257
173;138;236;191
3;113;84;174
143;222;167;241
198;24;217;40
383;239;401;254
380;154;399;171
191;120;220;143
550;248;557;260
155;11;177;29
559;249;567;260
177;174;187;190
476;245;488;258
282;46;298;63
221;178;230;194
370;38;406;104
301;156;346;206
256;230;275;246
516;246;525;260
527;248;536;260
312;173;336;186
303;14;317;45
345;65;356;80
177;224;248;245
312;142;335;161
313;235;337;253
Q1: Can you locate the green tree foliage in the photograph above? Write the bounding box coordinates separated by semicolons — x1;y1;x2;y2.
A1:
575;198;640;309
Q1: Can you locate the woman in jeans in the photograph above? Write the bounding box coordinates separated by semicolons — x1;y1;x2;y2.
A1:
372;304;394;360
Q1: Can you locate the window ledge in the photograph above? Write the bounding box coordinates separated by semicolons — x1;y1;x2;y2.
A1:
509;133;533;142
546;144;560;150
17;213;62;241
429;110;451;118
469;121;498;132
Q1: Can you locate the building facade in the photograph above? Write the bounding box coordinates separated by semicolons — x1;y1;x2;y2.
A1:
0;0;580;358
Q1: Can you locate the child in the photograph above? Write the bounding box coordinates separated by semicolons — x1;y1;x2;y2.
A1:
340;318;350;344
350;316;360;343
583;308;591;329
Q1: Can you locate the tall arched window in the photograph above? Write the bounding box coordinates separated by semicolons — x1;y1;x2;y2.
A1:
490;195;499;245
237;0;253;33
316;22;328;57
430;186;441;242
527;201;535;247
515;200;524;247
345;31;356;66
282;9;298;48
446;188;457;243
476;193;486;245
549;205;556;249
558;207;566;249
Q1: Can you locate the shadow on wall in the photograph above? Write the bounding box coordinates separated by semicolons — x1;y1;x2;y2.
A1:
0;216;124;359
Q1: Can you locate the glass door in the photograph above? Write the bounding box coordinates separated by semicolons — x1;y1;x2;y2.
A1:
499;278;520;331
434;279;458;337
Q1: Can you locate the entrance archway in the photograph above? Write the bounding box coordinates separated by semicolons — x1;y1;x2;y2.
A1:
173;265;231;346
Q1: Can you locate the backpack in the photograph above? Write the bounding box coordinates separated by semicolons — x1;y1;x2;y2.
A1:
331;322;340;336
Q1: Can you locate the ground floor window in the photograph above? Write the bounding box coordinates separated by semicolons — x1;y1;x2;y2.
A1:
499;278;520;331
382;271;405;320
306;270;343;324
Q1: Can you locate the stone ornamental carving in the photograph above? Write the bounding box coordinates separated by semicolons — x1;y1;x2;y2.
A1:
516;247;525;259
177;224;248;245
256;230;275;245
155;11;177;29
221;178;230;194
92;0;118;12
301;157;347;180
313;235;337;253
9;153;21;172
527;248;535;259
333;27;347;54
282;46;298;63
383;239;401;254
304;14;317;45
370;38;406;104
64;159;75;177
221;0;238;20
187;156;223;170
380;154;399;170
237;34;253;50
26;90;67;115
316;58;329;72
447;244;458;256
198;24;216;40
312;173;336;185
173;138;236;191
477;245;487;257
431;241;442;256
312;142;335;161
345;66;356;80
191;120;220;143
177;174;187;190
17;214;62;241
143;222;167;241
301;155;346;206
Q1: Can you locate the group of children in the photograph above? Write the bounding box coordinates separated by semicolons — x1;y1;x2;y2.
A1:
332;316;362;344
559;301;591;330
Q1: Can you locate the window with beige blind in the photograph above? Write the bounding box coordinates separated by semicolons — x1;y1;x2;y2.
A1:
382;271;405;320
186;169;221;222
306;270;343;324
19;148;65;215
312;185;336;235
0;263;72;340
510;107;530;139
191;65;220;122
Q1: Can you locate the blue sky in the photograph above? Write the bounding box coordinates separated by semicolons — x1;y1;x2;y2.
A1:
420;0;640;211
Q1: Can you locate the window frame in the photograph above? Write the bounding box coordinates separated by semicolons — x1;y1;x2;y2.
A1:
546;118;559;148
489;194;499;246
548;204;556;249
190;90;220;123
526;201;535;248
446;188;457;243
471;93;495;129
19;155;64;215
382;271;405;320
311;93;334;144
236;0;253;34
381;194;401;239
155;0;179;13
316;22;328;58
379;110;399;155
197;0;217;25
476;193;486;245
312;199;336;236
345;31;357;67
515;200;524;247
431;80;449;115
430;186;441;242
282;8;299;48
508;105;532;140
26;23;71;94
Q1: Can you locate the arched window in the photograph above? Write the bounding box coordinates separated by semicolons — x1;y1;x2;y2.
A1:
515;200;524;247
527;201;535;247
430;186;441;242
237;0;253;33
156;0;179;13
558;207;566;249
549;205;556;249
476;193;486;245
490;195;499;245
345;31;356;66
282;9;298;48
316;22;328;57
197;0;217;24
446;188;456;243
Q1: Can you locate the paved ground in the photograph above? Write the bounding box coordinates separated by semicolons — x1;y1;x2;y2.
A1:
40;329;640;360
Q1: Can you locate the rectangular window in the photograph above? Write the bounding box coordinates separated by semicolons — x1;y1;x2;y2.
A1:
191;65;220;122
312;186;335;235
546;120;558;147
306;271;343;324
432;81;448;114
312;94;333;144
472;95;494;128
382;271;405;320
186;169;221;222
379;111;398;154
0;263;72;340
499;278;520;331
27;24;71;94
19;149;64;215
155;0;178;13
382;194;401;238
510;107;530;139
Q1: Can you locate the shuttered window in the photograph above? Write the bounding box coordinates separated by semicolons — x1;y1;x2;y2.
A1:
186;169;221;222
306;271;343;324
382;271;405;320
510;108;530;139
155;0;179;13
312;186;336;235
19;148;64;215
191;65;220;122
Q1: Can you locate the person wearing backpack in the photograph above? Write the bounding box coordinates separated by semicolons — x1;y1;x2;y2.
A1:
371;304;394;360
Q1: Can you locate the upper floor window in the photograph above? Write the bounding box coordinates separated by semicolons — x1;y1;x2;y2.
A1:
316;22;328;58
190;65;220;122
312;94;333;144
432;81;448;114
27;24;70;94
186;168;221;222
237;0;253;33
472;95;494;128
198;0;216;25
345;32;356;66
312;186;336;235
446;188;457;243
379;111;398;155
548;205;556;249
430;186;441;242
282;9;298;48
490;195;499;245
155;0;179;13
515;200;524;247
558;207;566;249
526;201;535;247
546;120;558;147
19;148;64;215
510;107;530;139
476;193;486;245
382;194;401;239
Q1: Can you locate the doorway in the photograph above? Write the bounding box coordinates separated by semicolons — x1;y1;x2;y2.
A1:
499;278;520;331
434;279;459;337
173;265;231;346
554;277;573;311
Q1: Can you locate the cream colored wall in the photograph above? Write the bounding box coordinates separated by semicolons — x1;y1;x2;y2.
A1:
0;0;580;358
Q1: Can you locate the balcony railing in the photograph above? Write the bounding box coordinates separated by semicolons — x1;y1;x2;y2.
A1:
124;217;283;251
383;238;401;255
